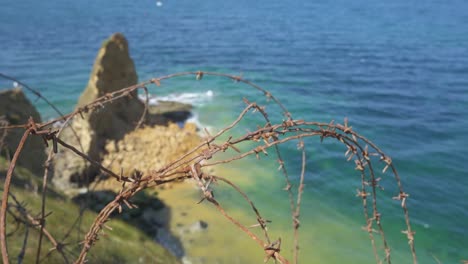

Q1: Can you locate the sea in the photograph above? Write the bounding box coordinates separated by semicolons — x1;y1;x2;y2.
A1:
1;0;467;263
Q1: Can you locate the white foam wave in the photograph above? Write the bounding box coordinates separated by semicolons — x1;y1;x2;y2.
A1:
142;90;214;107
139;90;215;132
185;112;215;135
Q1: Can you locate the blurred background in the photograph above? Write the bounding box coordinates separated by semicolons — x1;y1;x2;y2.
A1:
1;0;467;263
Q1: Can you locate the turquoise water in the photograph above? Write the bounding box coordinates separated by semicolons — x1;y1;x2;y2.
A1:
1;0;468;263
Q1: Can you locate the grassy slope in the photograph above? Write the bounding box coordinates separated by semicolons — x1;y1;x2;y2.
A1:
0;157;180;264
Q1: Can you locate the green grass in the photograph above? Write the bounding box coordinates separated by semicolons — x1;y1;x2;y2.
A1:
0;157;180;264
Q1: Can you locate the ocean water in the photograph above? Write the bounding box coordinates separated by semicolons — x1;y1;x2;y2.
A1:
1;0;468;263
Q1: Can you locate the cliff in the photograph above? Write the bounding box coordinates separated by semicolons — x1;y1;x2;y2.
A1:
0;88;46;175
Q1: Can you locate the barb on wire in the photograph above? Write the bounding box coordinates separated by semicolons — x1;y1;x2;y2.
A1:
5;192;70;264
1;129;30;264
293;140;306;264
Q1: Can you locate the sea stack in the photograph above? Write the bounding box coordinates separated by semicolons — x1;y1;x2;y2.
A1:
51;33;144;189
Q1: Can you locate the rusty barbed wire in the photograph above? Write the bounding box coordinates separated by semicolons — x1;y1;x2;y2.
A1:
0;71;419;264
0;73;93;263
1;129;31;263
5;192;70;263
293;140;306;264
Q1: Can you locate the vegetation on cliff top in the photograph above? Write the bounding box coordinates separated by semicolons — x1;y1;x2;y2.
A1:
0;157;180;263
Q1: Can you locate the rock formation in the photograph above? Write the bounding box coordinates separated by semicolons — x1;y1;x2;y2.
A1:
52;33;145;189
0;88;46;174
101;123;200;179
148;101;193;124
51;33;198;190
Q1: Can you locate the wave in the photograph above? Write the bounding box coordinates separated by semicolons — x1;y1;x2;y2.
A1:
139;90;215;132
186;112;215;135
142;90;214;107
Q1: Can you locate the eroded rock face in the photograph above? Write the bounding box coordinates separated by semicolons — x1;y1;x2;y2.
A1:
51;33;198;190
0;89;46;175
101;123;201;179
76;32;144;138
52;33;144;189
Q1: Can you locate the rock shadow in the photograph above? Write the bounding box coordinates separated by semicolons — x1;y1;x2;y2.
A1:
72;189;185;259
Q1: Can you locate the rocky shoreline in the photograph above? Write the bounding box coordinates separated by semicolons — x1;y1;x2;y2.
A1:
54;33;213;262
0;33;212;263
1;32;269;263
50;33;198;190
0;32;277;264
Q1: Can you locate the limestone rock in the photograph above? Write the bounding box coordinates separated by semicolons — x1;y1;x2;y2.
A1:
101;123;201;179
77;32;144;139
52;33;144;189
148;101;192;123
0;88;46;175
183;122;197;133
188;220;208;233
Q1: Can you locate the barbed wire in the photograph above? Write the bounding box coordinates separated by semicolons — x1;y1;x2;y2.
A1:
0;71;421;264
